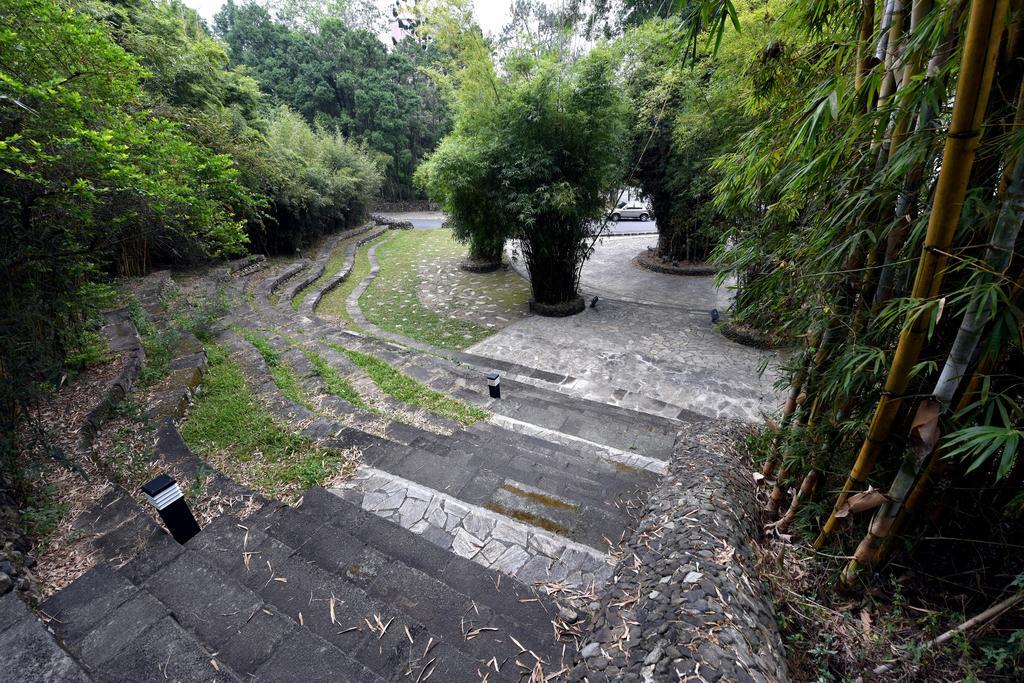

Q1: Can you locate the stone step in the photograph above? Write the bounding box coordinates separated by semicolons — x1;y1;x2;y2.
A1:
266;507;558;664
316;329;689;456
40;563;244;682
329;469;612;591
223;328;649;549
188;510;536;681
367;435;644;549
301;223;388;317
73;487;168;570
0;592;91;682
297;487;572;628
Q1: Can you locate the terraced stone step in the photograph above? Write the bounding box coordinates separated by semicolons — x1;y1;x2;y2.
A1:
0;593;90;682
298;224;388;317
220;328;652;551
41;564;245;682
190;498;566;679
329;470;613;590
315;330;690;456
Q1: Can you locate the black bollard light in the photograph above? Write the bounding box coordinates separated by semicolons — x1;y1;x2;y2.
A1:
141;474;201;544
486;371;501;399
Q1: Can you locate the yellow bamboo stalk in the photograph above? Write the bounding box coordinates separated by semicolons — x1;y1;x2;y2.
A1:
870;269;1024;567
815;0;1010;550
856;0;878;93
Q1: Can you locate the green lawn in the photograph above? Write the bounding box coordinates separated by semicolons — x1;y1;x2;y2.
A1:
181;344;357;502
315;231;390;325
360;229;505;349
327;343;488;425
236;329;314;410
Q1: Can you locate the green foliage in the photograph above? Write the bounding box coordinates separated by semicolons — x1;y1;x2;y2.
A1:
328;344;488;425
0;0;251;445
18;482;70;548
237;329;280;367
300;347;368;410
619;10;760;262
259;106;382;252
214;0;449;199
418;15;628;304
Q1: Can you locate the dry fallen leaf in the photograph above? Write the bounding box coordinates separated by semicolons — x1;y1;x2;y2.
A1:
834;487;888;518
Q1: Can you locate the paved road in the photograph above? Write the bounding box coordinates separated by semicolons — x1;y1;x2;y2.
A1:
378;211;657;235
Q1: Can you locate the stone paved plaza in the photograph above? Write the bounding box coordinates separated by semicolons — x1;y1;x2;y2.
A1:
478;234;786;422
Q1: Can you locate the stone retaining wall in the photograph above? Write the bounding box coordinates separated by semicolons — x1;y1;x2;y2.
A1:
568;421;790;682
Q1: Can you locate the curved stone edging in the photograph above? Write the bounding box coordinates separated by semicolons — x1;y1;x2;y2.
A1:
719;320;791;351
304;225;388;318
369;213;414;229
261;260;309;304
280;224;373;313
529;296;586;317
635;250;718;276
345;231;437;353
228;254;266;277
458;258;503;273
568;421;790;682
79;308;146;449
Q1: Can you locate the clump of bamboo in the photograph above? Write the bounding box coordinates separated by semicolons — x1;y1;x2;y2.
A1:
816;0;1010;549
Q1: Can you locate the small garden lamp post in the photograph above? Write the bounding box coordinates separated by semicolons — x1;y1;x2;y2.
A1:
486;371;501;399
141;474;200;544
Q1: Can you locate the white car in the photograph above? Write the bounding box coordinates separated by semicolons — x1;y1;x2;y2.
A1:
609;201;651;221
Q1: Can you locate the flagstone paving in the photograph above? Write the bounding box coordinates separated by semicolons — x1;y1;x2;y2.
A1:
473;235;786;423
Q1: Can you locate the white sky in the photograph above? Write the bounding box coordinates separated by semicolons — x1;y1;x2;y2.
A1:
180;0;517;36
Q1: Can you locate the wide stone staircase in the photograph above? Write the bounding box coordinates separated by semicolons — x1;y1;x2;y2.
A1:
32;483;569;681
2;222;789;681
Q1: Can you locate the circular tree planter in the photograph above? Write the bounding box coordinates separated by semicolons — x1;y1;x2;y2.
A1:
459;258;503;273
635;250;717;276
529;296;585;317
719;320;789;350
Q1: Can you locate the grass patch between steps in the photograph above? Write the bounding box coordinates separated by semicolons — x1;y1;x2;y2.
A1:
181;344;358;502
299;347;369;410
237;329;315;411
326;343;488;425
316;231;390;325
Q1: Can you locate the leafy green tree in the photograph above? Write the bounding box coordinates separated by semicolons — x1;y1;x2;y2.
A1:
419;17;627;306
1;0;252;443
214;0;449;199
260;106;382;252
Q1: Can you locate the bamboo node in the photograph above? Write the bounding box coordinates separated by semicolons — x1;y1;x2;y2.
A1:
947;129;981;140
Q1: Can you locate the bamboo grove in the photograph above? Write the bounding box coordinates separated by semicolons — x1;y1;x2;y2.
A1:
705;0;1024;591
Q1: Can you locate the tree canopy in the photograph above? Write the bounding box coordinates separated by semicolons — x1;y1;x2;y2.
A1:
417;2;627;306
214;0;450;199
